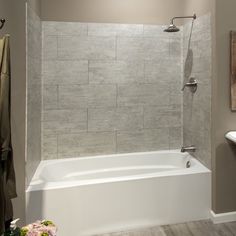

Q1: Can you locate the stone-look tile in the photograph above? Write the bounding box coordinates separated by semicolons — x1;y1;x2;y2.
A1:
59;22;88;36
42;60;88;85
42;21;88;36
192;14;211;35
117;37;169;61
182;14;212;169
117;128;169;153
42;109;87;134
26;4;42;183
193;82;211;111
57;36;116;60
27;102;41;176
191;106;211;169
43;85;58;110
143;25;168;38
42;21;58;36
27;25;42;59
142;37;170;60
144;106;181;129
170;82;183;106
117;84;170;107
169;38;182;59
143;25;182;39
88;23;143;37
144;59;181;83
42;134;57;160
28;83;42;122
58;84;117;109
192;56;211;74
169;127;182;149
89;60;144;84
198;41;211;59
41;20;185;160
117;37;144;60
88;107;143;132
27;15;41;60
28;58;41;82
42;35;57;60
58;132;116;158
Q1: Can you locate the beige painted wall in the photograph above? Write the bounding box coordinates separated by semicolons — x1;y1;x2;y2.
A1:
41;0;186;24
41;0;213;24
212;0;236;214
0;0;26;225
184;0;212;17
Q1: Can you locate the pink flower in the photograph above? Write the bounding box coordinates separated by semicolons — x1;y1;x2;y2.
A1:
22;220;57;236
26;231;40;236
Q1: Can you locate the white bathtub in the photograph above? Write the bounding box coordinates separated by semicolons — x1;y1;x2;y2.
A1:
26;150;211;236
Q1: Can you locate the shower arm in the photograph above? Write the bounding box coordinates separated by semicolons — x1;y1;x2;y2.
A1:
170;14;196;25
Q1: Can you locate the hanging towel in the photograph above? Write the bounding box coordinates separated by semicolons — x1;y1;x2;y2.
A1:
0;35;17;235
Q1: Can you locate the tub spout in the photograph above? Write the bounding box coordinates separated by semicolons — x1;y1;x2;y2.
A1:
181;145;196;153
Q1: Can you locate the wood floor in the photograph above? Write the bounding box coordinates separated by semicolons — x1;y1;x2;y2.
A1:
95;220;236;236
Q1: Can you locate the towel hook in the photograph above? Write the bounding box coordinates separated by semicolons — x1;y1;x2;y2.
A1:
0;19;6;30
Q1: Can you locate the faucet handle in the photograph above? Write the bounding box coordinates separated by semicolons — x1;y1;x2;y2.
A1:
182;77;198;92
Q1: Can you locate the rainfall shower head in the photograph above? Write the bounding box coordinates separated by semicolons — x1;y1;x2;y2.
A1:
164;13;196;33
164;24;180;33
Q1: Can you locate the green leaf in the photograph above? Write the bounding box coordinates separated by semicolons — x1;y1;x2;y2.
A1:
41;233;49;236
20;228;28;236
41;220;54;226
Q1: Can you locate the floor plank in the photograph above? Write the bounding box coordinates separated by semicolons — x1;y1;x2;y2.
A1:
95;220;236;236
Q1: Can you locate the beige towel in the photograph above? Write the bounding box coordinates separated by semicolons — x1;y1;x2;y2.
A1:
0;35;17;235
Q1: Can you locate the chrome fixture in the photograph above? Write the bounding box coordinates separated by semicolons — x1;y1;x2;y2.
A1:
0;19;5;30
181;145;196;153
182;77;198;92
164;14;196;32
186;161;191;168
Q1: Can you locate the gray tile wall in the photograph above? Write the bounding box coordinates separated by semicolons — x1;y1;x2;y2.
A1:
182;14;212;169
41;21;183;159
26;4;42;184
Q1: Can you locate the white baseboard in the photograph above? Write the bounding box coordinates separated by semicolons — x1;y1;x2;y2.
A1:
210;210;236;224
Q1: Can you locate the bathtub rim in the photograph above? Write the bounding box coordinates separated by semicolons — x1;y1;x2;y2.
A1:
27;150;211;192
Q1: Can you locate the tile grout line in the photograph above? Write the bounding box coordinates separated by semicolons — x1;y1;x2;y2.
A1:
56;134;59;159
87;108;89;133
116;84;118;108
56;84;59;109
115;35;118;60
88;60;90;84
142;106;145;130
115;131;117;153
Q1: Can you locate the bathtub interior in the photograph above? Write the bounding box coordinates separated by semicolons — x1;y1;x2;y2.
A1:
27;150;210;192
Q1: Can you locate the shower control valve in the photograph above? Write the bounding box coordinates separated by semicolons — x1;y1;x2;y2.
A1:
181;77;198;92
